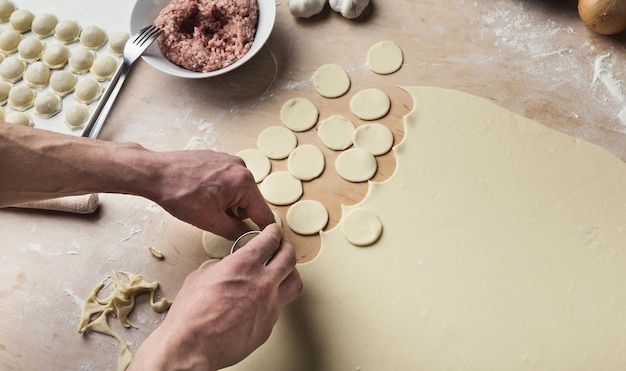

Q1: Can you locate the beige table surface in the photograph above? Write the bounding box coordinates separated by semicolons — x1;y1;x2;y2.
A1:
3;0;626;369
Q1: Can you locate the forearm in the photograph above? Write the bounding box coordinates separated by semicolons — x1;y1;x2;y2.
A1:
0;123;159;206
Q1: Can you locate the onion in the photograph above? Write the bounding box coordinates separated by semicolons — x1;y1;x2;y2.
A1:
578;0;626;35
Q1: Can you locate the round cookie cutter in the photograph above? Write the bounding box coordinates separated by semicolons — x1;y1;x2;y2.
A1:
230;230;261;255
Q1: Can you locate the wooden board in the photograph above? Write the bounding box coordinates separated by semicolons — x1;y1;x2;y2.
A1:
3;0;626;369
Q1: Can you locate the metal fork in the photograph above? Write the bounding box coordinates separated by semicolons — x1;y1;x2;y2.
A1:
80;25;162;139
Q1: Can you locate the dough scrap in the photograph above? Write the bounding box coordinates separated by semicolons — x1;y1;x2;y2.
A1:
236;148;271;183
6;111;32;126
54;19;80;44
78;271;172;371
69;48;95;74
0;56;24;83
286;199;329;236
31;13;58;38
227;86;626;370
340;207;382;246
0;29;22;54
353;122;394;156
9;8;34;33
7;84;34;111
367;40;403;75
257;125;298;160
79;25;107;50
24;61;50;89
109;30;129;56
280;97;319;132
50;70;77;97
317;114;355;151
74;77;102;104
17;36;43;63
64;103;91;130
90;54;118;81
335;147;377;182
34;91;61;118
0;0;15;21
312;63;351;98
287;143;325;181
42;43;70;69
260;171;303;206
350;88;391;121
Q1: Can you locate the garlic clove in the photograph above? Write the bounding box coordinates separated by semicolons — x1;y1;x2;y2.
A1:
288;0;327;18
329;0;369;19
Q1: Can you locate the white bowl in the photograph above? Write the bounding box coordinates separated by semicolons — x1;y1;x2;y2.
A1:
130;0;276;79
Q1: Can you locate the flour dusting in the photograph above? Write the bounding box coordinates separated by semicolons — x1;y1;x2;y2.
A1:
592;53;626;131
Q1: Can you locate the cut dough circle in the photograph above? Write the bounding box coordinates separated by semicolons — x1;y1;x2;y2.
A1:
55;19;80;44
24;61;51;88
335;148;377;182
69;48;95;74
286;199;329;236
0;0;15;21
31;13;58;38
236;148;271;183
350;88;391;121
42;43;70;69
312;63;351;98
90;54;118;81
17;36;43;63
80;25;107;50
8;84;34;111
287;144;325;181
6;111;32;126
341;207;382;247
34;91;61;118
317;114;355;151
9;8;34;33
50;70;77;97
260;171;303;206
64;103;91;130
257;125;298;160
74;77;102;104
199;259;221;269
109;31;129;56
367;40;404;75
280;97;319;132
0;29;22;54
353;122;394;156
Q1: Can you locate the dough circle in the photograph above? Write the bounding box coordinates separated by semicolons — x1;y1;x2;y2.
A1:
286;199;329;236
236;148;271;183
24;61;50;88
335;148;377;182
317;114;355;151
280;97;319;132
367;40;404;75
341;207;382;246
31;13;58;38
312;63;351;98
350;88;391;120
260;171;303;206
287;144;325;181
257;125;298;160
64;103;91;130
353;122;394;156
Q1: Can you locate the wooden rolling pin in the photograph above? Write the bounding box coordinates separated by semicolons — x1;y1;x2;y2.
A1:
8;193;100;214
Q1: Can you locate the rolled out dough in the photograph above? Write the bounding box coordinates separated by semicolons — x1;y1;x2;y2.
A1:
225;87;626;370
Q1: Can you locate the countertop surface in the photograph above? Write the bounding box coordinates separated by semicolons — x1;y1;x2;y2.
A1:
3;0;626;369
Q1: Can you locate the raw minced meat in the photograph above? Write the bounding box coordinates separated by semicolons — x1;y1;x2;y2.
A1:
155;0;259;73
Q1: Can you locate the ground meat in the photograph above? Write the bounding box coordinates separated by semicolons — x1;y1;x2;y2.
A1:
155;0;259;73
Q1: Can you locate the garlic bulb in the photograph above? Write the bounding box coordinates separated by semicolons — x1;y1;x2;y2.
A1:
329;0;369;19
578;0;626;35
288;0;327;18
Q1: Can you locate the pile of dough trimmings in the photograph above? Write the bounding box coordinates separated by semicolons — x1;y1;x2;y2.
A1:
0;0;128;131
228;41;400;243
78;271;172;371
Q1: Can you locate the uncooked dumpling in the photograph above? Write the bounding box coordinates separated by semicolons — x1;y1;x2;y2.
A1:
74;77;102;104
42;43;69;69
0;0;15;21
0;57;25;83
17;36;44;63
0;29;22;54
24;61;50;88
8;84;34;111
90;54;118;81
6;111;32;126
31;13;58;38
64;103;90;130
54;19;80;44
34;91;61;118
108;31;129;56
49;70;76;97
68;48;94;74
80;25;107;50
9;9;34;33
0;80;10;105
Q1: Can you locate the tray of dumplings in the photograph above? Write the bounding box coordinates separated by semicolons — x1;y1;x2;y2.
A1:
0;0;129;135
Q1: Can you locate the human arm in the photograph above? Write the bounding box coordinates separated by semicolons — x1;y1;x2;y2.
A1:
128;224;303;370
0;122;273;239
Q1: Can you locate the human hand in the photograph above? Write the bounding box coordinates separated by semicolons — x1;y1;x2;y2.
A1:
144;149;274;239
128;224;302;371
